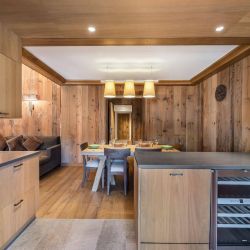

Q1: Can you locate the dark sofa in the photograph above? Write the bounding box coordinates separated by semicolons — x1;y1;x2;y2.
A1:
38;136;61;177
1;135;61;177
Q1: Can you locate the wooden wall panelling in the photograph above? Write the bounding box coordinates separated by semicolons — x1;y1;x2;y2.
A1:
232;60;243;152
61;85;107;164
0;64;61;137
185;85;202;151
199;54;250;152
202;75;218;152
143;86;199;150
241;56;250;152
216;67;233;152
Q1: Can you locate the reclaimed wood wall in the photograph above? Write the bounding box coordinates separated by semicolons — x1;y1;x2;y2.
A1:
61;84;200;164
143;85;201;151
200;55;250;152
0;64;61;136
61;85;107;163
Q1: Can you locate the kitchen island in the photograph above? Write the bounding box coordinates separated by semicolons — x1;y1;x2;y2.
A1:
0;151;40;249
134;152;250;250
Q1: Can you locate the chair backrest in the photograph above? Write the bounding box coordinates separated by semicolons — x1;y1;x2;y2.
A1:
80;142;88;151
135;147;162;152
104;148;131;160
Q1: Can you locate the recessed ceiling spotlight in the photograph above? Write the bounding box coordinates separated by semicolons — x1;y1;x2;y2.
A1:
88;26;96;33
215;25;224;32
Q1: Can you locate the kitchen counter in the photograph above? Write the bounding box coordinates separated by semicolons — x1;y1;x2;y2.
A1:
0;151;40;249
135;151;250;170
0;151;40;168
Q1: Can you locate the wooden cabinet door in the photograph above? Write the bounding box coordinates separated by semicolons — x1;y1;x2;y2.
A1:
140;169;211;244
0;53;21;118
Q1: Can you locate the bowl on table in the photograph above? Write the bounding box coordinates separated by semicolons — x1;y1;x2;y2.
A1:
88;144;100;149
161;145;174;150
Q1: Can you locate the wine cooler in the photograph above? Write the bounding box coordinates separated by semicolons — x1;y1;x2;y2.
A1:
214;170;250;249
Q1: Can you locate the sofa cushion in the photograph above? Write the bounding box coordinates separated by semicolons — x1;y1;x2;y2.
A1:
23;136;43;151
6;135;26;151
0;134;7;150
39;155;50;165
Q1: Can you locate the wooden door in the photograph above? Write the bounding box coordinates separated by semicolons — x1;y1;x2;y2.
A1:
140;169;211;244
117;113;130;140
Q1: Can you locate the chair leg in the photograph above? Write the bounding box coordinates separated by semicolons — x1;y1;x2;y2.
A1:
101;168;105;190
81;165;87;187
124;171;127;196
107;170;111;195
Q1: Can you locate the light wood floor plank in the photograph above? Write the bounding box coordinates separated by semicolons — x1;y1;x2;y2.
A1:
37;165;134;219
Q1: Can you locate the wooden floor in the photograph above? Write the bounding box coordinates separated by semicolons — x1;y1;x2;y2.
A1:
37;165;134;219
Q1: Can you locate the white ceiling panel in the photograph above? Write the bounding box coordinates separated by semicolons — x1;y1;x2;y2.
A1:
26;45;237;80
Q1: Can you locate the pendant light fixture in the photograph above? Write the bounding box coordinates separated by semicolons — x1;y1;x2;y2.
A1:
124;80;135;98
104;80;116;98
143;80;155;98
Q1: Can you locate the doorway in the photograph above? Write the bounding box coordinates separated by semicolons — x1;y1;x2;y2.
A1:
108;99;143;143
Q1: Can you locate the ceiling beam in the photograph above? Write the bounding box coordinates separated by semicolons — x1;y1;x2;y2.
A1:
22;37;250;46
22;48;66;85
191;45;250;84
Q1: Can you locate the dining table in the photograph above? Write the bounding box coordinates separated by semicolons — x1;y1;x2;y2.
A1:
80;144;179;192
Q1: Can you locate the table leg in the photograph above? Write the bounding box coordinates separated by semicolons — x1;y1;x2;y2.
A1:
92;156;106;192
111;176;116;185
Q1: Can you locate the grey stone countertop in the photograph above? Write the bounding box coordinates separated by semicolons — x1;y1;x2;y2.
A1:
135;152;250;170
0;151;40;168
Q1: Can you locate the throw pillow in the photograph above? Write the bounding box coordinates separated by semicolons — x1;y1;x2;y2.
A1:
0;134;7;150
22;136;43;151
6;135;26;151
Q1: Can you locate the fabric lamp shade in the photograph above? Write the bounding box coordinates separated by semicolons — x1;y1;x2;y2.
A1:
124;80;135;98
104;80;116;98
143;80;155;98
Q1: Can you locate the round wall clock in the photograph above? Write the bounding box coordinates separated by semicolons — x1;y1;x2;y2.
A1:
215;84;227;102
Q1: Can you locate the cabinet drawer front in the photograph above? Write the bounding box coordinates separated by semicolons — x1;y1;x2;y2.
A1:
0;166;13;210
12;157;39;200
140;169;211;243
0;204;15;247
14;188;36;232
23;157;39;192
12;161;25;201
140;244;209;250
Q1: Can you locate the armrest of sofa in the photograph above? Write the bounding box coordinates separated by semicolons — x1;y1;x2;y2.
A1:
46;144;61;156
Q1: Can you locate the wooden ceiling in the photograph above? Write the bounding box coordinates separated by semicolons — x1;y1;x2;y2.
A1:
0;0;250;42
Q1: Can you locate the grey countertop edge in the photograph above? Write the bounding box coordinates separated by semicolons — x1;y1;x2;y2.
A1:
0;151;40;168
136;164;250;170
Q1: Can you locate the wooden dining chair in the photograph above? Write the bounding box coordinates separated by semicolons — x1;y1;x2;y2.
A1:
104;148;131;195
80;142;104;188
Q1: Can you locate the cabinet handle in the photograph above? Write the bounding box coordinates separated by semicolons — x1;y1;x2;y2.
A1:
13;163;23;170
0;112;9;115
170;173;184;176
14;199;23;207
